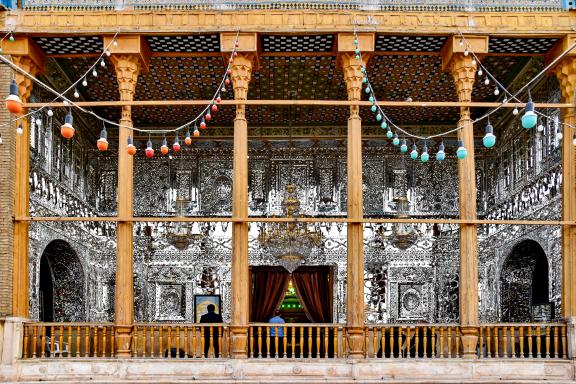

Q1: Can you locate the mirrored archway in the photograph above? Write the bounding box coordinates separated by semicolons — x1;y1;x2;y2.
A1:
38;240;86;322
500;240;550;322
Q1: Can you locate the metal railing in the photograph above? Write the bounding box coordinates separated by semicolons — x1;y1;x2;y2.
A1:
19;0;566;12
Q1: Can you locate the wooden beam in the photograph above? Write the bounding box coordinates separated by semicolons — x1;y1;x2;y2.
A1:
23;100;572;108
15;216;576;226
6;11;576;35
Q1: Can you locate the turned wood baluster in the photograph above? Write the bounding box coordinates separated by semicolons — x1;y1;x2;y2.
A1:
167;327;172;358
50;325;56;358
307;327;312;358
446;327;452;358
478;327;484;358
510;326;515;358
554;325;559;358
23;326;29;358
150;326;156;357
334;326;339;358
192;326;198;358
83;326;89;358
380;328;385;359
101;326;106;357
562;325;567;358
406;327;412;359
218;327;223;358
75;325;81;357
414;327;420;358
249;327;254;358
494;326;499;357
159;327;164;358
397;327;403;358
316;326;321;359
283;327;288;358
265;326;270;358
423;326;428;358
291;326;296;358
439;327;445;358
131;325;138;358
177;326;182;358
390;327;395;358
40;326;46;358
31;325;38;358
92;326;98;358
274;326;279;358
183;326;189;358
431;327;436;359
536;326;542;358
371;328;377;358
365;328;371;358
545;326;551;358
455;327;460;357
519;326;524;358
257;326;262;358
67;325;72;358
503;326;508;358
528;326;533;358
111;327;115;357
209;326;215;358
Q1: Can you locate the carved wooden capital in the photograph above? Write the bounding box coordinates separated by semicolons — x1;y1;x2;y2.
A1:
449;54;477;117
230;53;255;101
12;56;41;103
555;58;576;119
339;53;370;117
111;55;141;103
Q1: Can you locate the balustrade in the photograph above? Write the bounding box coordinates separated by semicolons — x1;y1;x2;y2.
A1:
21;322;570;359
365;324;462;358
478;323;567;359
248;323;345;359
23;322;115;358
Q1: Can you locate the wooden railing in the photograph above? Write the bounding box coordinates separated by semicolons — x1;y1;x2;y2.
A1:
23;322;116;358
132;323;229;358
365;324;462;358
478;323;567;359
248;323;345;358
21;322;571;360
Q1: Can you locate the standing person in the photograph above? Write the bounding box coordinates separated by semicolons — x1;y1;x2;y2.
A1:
200;304;223;357
269;310;285;357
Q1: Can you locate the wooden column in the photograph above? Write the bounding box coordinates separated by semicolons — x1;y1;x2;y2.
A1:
12;57;40;318
110;54;140;357
555;58;576;319
444;41;482;357
339;33;372;358
229;53;254;359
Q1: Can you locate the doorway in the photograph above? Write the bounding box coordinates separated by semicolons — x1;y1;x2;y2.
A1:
250;265;333;323
38;240;86;322
500;240;550;322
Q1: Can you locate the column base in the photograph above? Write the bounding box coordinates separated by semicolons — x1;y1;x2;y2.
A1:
346;326;365;359
114;325;133;358
1;317;26;364
230;326;248;359
460;326;479;359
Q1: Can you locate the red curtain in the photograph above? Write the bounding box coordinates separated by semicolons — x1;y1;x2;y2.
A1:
250;267;290;322
292;266;333;323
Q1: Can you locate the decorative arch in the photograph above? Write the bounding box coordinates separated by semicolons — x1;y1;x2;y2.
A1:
499;239;550;322
39;239;86;322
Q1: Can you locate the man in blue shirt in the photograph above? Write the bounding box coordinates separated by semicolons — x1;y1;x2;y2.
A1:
269;310;285;357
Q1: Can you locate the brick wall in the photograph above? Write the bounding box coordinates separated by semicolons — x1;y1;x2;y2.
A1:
0;63;15;316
